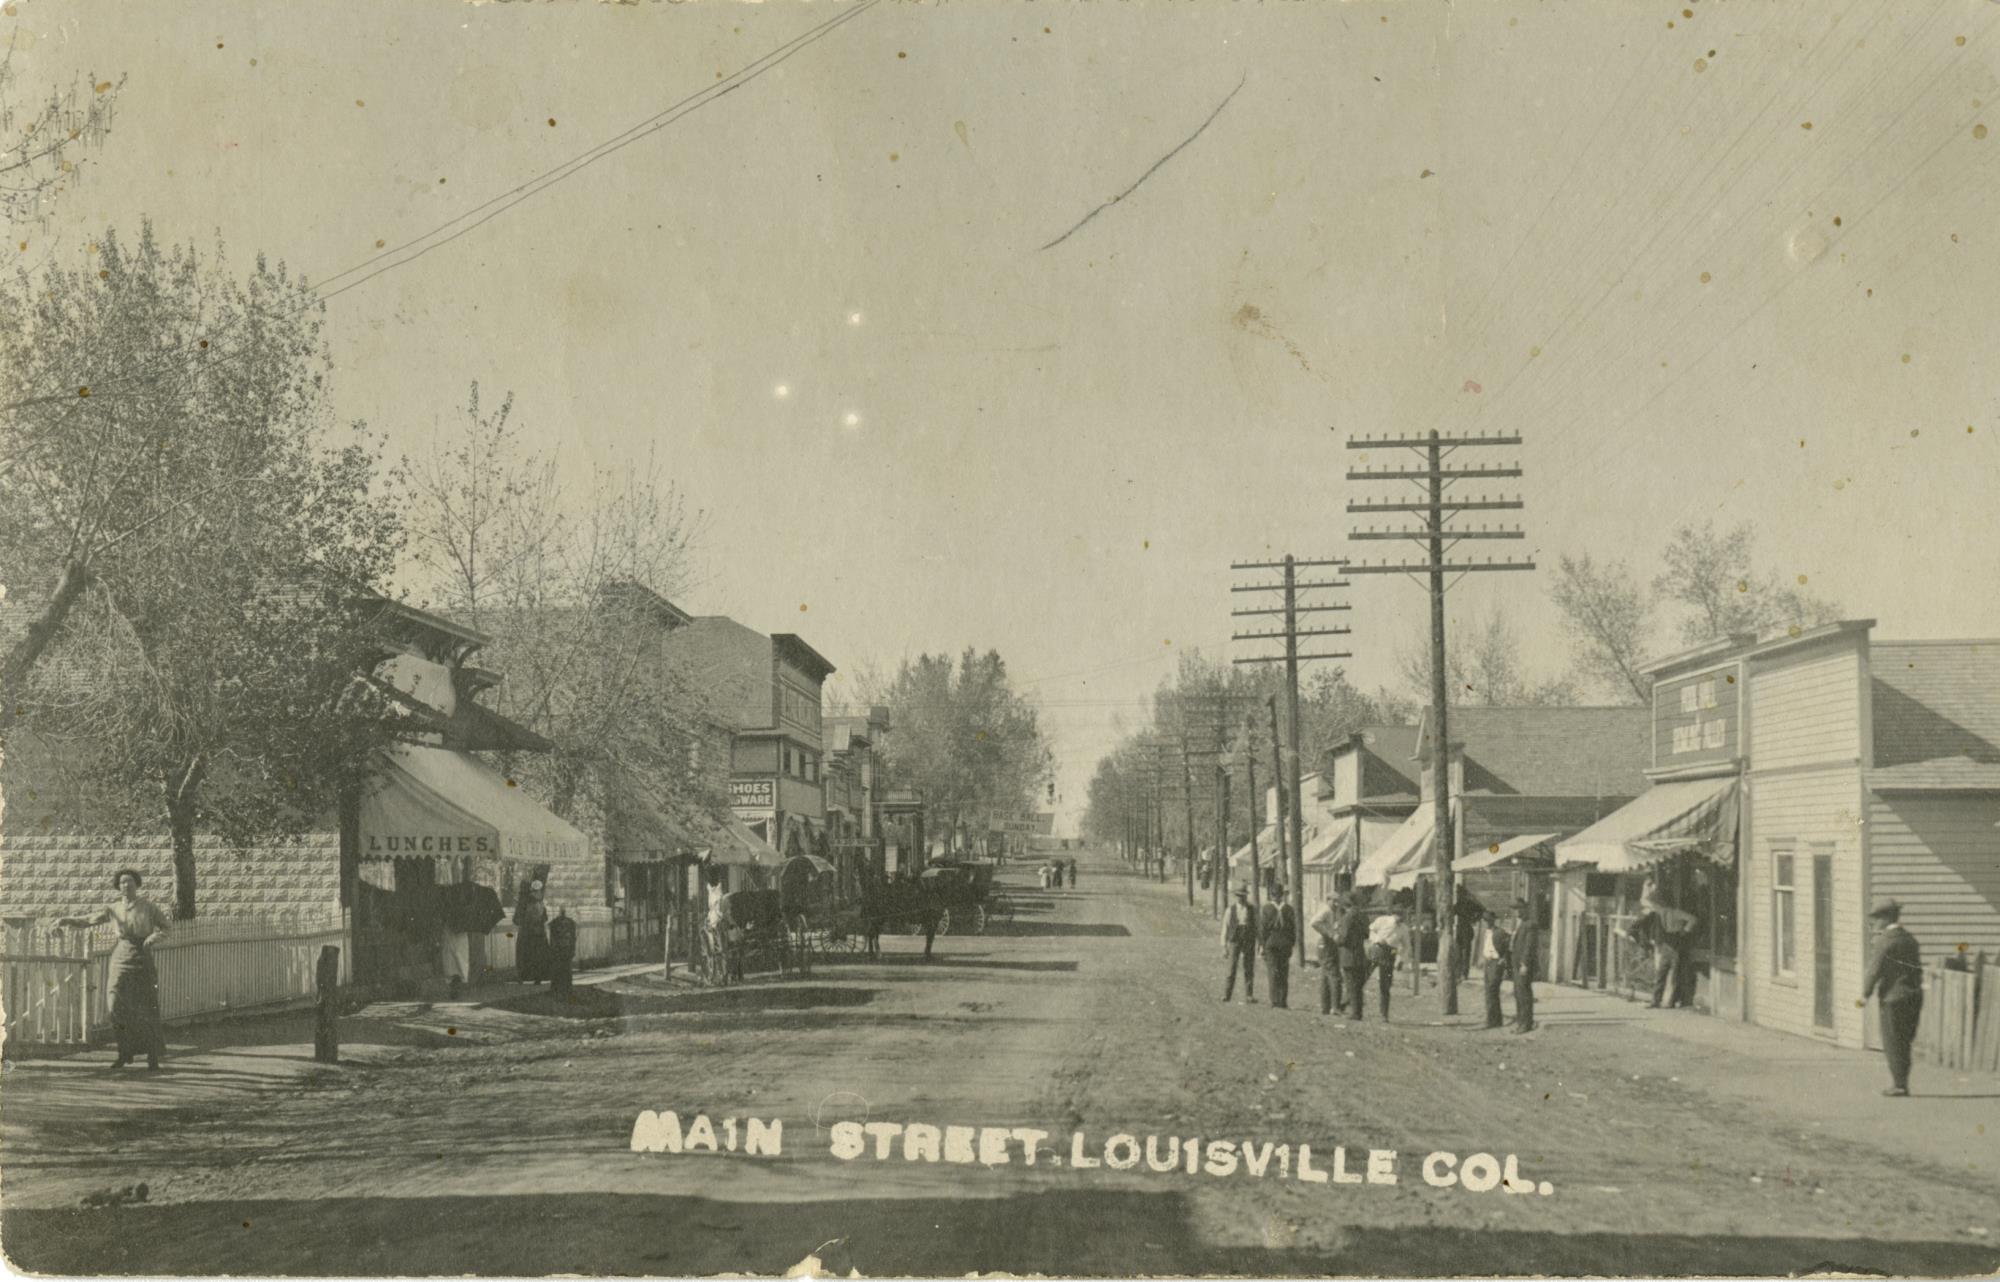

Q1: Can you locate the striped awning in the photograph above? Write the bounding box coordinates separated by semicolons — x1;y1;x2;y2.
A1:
1556;777;1740;872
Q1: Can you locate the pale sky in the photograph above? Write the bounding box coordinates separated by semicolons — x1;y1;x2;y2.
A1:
15;0;1999;834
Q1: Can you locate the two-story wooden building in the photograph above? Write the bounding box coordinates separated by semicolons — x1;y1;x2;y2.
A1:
661;617;835;874
1556;620;2000;1049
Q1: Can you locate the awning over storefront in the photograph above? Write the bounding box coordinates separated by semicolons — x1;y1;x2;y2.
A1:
704;813;784;869
1556;776;1740;872
359;743;588;865
1456;832;1558;874
1302;822;1354;870
1359;801;1460;890
1229;824;1280;870
788;853;837;876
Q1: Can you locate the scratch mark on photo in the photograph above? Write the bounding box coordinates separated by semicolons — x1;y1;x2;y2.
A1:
1039;74;1247;253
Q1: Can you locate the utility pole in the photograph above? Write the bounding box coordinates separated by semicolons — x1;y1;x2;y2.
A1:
1266;694;1285;909
1344;429;1533;1017
1242;728;1263;914
1232;554;1350;969
1178;725;1197;907
1183;691;1248;918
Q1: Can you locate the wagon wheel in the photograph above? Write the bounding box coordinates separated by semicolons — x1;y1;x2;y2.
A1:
904;915;927;937
952;904;986;935
935;908;951;936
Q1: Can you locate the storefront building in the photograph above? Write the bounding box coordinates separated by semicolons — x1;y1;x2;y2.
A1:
1356;706;1650;970
346;602;595;991
824;707;890;899
1557;621;2000;1049
662;617;836;874
1300;727;1424;916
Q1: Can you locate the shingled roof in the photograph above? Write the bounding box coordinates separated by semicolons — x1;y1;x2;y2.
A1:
1870;640;2000;772
1417;705;1651;798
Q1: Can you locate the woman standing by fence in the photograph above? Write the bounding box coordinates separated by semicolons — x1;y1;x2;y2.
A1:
56;870;169;1070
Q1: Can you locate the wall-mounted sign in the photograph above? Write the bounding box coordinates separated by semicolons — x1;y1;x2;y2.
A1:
729;777;775;809
1654;666;1740;767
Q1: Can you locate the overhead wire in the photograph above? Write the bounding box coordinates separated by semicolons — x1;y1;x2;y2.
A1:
1;0;883;418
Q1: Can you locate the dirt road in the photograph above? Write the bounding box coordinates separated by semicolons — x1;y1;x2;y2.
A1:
5;852;1997;1276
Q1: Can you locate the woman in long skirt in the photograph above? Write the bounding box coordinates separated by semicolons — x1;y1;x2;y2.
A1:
59;869;170;1069
515;880;550;984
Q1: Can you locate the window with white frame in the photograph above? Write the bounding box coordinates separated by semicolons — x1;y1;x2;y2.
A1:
1771;845;1797;977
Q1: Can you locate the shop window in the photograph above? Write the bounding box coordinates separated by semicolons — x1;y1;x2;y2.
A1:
1771;845;1797;977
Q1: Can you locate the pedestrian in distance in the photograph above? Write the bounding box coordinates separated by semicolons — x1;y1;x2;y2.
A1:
1451;889;1483;984
1862;898;1924;1097
859;872;883;958
1367;907;1413;1020
57;870;169;1071
547;905;578;998
919;879;942;962
1309;897;1344;1015
1473;908;1511;1029
1336;895;1372;1020
515;880;550;985
1508;900;1541;1033
1220;885;1258;1003
1260;883;1298;1009
1068;858;1078;889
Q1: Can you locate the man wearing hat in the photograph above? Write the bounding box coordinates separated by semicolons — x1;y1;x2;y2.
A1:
1862;898;1925;1096
1508;900;1541;1033
1260;883;1298;1010
1220;884;1259;1003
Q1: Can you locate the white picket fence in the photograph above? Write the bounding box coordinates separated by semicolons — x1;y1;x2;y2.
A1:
2;910;349;1051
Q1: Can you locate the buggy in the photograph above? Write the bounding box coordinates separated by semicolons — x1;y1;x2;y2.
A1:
701;889;804;984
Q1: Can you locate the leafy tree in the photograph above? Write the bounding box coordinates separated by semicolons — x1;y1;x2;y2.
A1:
1655;520;1841;646
2;225;402;917
0;36;124;240
400;388;727;861
873;648;1046;850
1550;552;1654;704
1397;606;1578;708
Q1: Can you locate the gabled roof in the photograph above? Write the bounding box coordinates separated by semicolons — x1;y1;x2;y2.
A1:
1415;705;1650;798
1352;724;1422;800
1871;639;2000;772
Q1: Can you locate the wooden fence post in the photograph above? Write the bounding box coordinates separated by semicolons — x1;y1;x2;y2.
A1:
314;944;341;1064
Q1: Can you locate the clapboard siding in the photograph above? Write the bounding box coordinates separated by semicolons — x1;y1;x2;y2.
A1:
1748;644;1863;771
1867;795;2000;961
1744;768;1867;1045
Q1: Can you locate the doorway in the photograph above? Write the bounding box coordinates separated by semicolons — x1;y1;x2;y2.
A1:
1811;850;1834;1030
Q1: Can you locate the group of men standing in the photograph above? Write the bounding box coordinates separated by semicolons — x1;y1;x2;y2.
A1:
1221;882;1542;1033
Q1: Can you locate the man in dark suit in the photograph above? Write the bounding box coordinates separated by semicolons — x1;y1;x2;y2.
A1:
1862;897;1925;1096
1336;897;1372;1020
1508;900;1541;1033
1473;908;1511;1030
1260;883;1298;1009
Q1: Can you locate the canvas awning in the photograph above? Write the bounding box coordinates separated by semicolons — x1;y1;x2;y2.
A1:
1360;801;1462;889
1556;776;1740;872
359;743;588;865
1455;832;1558;874
787;853;837;876
1302;822;1355;870
1229;824;1281;870
704;813;784;869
